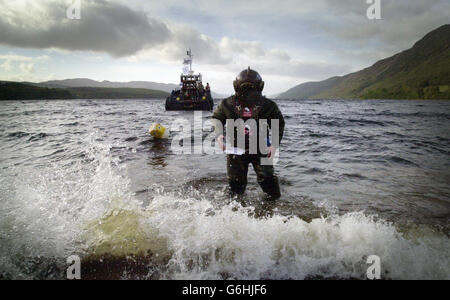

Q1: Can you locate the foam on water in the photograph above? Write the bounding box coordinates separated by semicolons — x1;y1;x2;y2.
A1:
0;139;449;280
142;196;449;279
0;137;135;278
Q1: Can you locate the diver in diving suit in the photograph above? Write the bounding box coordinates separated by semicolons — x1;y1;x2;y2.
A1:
212;67;285;200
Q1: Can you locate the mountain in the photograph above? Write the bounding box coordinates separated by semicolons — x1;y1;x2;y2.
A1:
0;81;169;100
66;87;169;99
39;78;227;99
39;79;179;93
278;24;450;100
0;82;73;100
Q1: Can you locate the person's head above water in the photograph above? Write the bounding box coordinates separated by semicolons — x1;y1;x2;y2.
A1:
233;67;264;101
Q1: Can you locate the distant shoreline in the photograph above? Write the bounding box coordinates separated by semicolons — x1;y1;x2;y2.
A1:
273;98;450;101
2;81;449;101
2;97;449;102
0;82;170;101
0;98;168;101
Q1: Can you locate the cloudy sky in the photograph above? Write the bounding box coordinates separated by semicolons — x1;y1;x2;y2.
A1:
0;0;448;95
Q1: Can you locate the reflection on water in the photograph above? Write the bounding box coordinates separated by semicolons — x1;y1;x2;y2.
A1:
148;138;171;168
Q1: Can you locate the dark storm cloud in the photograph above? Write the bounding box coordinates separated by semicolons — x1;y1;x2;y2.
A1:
0;0;231;63
0;0;171;57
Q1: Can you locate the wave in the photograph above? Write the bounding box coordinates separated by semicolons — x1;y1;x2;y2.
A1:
6;131;30;139
61;122;80;127
0;139;449;280
377;111;450;119
317;118;396;128
27;133;50;142
79;194;450;280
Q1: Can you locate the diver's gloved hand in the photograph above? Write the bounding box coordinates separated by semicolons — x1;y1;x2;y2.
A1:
267;146;276;158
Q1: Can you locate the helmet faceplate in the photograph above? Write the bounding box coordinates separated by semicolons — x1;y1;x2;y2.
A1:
233;67;265;93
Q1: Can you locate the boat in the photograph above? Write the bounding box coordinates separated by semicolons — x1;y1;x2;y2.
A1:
165;49;214;111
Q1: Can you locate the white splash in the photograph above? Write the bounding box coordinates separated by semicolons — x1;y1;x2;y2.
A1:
1;140;449;280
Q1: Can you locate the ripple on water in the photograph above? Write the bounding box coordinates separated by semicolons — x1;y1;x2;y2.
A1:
0;99;449;279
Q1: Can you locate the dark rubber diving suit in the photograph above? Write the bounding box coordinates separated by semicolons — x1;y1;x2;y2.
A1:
212;93;285;199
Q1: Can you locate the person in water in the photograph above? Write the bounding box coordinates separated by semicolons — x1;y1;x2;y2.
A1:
212;67;285;200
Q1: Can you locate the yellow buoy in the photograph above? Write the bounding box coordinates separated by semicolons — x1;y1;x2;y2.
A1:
149;123;169;139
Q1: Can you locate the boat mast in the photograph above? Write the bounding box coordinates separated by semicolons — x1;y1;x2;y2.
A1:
187;48;193;75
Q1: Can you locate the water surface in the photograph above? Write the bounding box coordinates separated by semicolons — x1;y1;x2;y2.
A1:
0;99;449;279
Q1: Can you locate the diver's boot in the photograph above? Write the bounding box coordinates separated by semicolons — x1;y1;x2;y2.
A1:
253;158;281;200
227;154;249;197
259;176;281;200
229;179;247;196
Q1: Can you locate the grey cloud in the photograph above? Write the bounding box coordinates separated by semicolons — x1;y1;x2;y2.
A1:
0;0;171;57
168;26;230;65
321;0;450;50
0;0;231;63
258;61;352;81
217;37;350;80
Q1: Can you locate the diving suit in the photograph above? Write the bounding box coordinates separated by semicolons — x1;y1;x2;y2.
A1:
212;67;285;199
